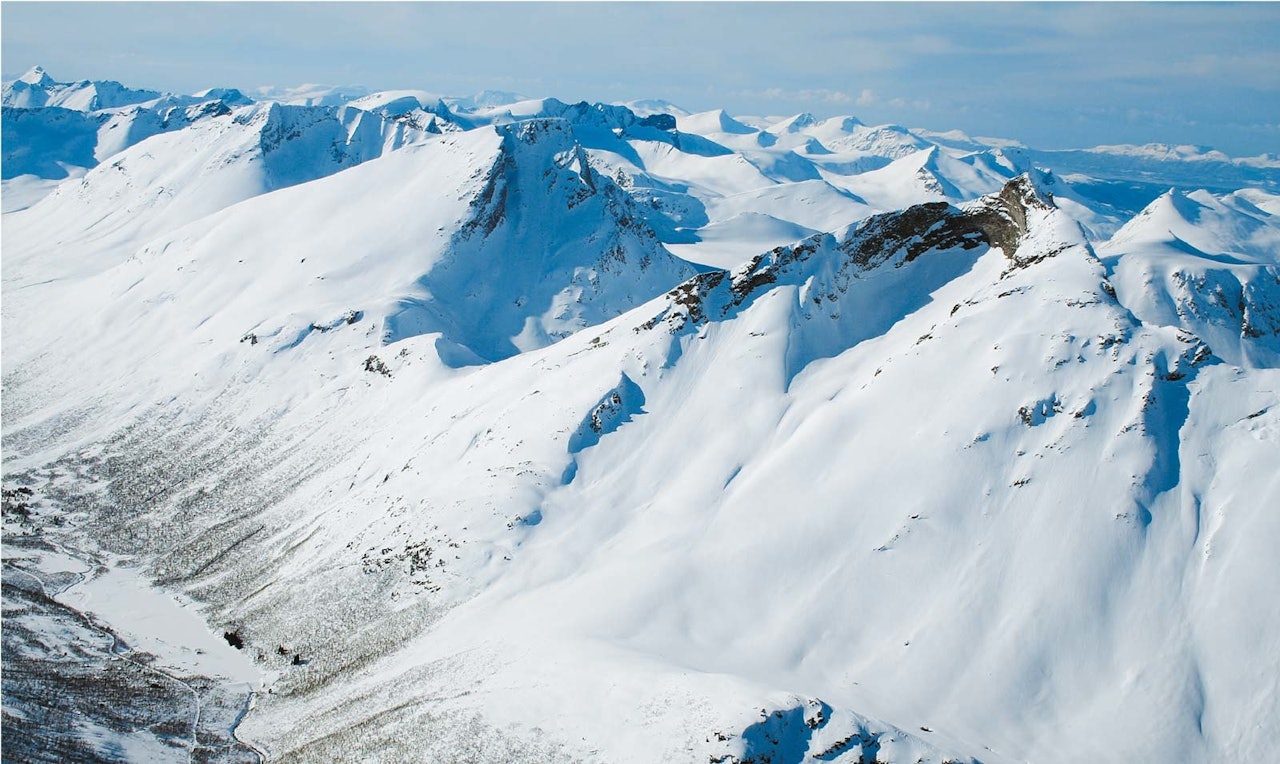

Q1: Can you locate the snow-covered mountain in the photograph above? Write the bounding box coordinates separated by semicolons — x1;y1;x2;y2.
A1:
4;69;1279;764
2;65;163;110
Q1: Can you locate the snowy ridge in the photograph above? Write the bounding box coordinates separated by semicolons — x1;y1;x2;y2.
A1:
642;177;1054;342
2;117;695;442
2;65;162;110
2;68;439;187
2;67;258;182
3;98;458;285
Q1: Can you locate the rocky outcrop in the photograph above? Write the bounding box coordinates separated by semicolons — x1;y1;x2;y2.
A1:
640;175;1064;334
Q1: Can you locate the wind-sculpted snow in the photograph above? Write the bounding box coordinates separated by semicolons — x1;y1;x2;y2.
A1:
567;374;646;455
4;70;1280;764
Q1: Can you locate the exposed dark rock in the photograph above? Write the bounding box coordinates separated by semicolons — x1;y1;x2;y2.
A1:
638;175;1061;336
363;355;392;377
838;202;983;271
638;113;677;131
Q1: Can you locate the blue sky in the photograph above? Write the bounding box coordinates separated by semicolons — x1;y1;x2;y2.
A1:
4;2;1278;155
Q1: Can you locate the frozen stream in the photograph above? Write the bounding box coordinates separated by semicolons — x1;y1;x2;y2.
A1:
2;532;266;762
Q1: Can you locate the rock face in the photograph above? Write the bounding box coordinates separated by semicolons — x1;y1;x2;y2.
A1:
638;113;677;131
378;118;699;360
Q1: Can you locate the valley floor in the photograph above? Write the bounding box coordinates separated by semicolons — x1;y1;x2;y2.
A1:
3;502;262;764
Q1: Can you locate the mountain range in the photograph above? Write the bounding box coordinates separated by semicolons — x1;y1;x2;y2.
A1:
3;67;1279;763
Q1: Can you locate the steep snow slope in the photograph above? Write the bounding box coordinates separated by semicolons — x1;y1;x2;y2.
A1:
1;105;101;179
0;68;457;225
3;118;694;446
677;108;759;138
3;99;452;288
276;179;1276;763
1;97;243;181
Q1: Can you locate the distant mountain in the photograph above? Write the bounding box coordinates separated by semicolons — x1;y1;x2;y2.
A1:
1099;188;1280;366
444;89;529;111
249;82;372;107
2;65;162;110
3;68;250;181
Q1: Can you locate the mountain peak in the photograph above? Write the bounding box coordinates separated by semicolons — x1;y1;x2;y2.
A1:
375;117;696;360
472;89;525;108
775;112;817;133
190;86;253;106
999;172;1056;210
678;108;756;136
17;65;53;86
834;115;864;131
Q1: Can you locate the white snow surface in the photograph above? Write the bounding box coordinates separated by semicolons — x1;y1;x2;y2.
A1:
4;71;1280;764
47;550;265;685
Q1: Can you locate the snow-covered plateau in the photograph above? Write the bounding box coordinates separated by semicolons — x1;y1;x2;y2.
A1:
3;67;1279;763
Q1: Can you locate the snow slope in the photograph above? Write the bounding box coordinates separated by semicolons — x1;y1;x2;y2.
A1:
2;98;459;292
3;117;694;444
